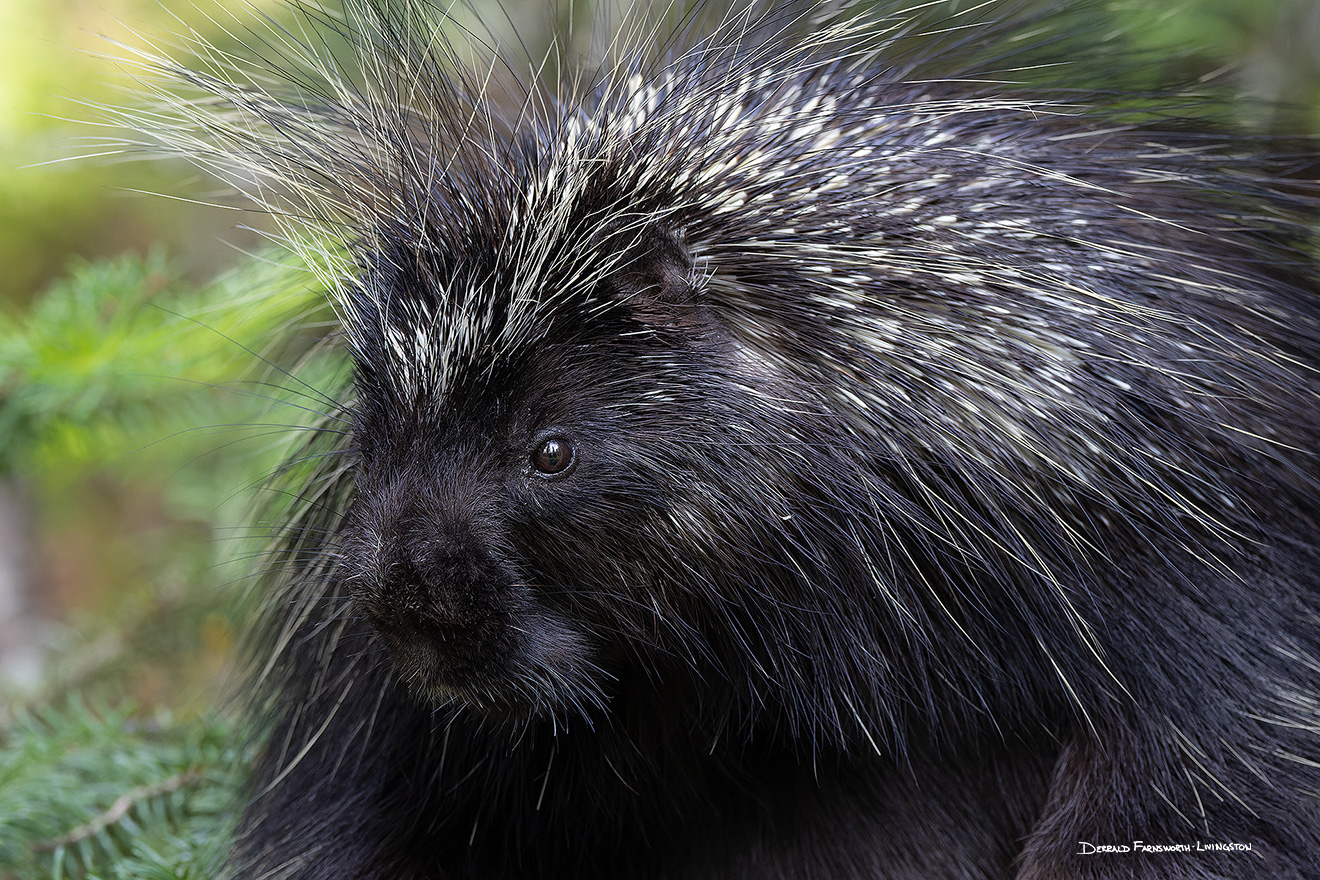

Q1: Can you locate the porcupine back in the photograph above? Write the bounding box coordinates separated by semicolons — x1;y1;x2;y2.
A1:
117;1;1320;877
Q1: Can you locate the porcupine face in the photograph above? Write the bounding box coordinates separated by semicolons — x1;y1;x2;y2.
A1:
334;216;724;718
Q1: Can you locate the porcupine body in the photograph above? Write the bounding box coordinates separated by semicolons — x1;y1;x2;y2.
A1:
128;0;1320;877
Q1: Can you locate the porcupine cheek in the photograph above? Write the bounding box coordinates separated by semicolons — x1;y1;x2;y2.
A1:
338;492;591;713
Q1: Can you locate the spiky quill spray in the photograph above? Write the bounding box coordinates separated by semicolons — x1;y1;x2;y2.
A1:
112;0;1320;877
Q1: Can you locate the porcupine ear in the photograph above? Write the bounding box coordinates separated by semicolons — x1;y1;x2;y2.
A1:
608;224;712;335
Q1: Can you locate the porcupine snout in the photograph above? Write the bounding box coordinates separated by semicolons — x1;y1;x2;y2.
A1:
337;438;599;714
366;502;510;634
339;454;526;688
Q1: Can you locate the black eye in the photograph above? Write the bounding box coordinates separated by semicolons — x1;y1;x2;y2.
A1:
531;437;575;476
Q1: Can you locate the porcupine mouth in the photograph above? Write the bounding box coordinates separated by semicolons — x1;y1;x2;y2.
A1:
366;598;601;717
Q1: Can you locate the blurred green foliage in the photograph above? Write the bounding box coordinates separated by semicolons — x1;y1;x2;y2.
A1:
0;700;242;880
1;248;343;701
0;248;342;877
0;0;283;305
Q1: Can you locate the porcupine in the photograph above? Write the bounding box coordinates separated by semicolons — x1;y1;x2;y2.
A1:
120;0;1320;876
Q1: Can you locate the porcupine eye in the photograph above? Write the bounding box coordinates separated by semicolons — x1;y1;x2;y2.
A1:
531;436;575;476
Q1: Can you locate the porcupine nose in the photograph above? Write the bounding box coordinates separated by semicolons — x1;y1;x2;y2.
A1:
405;528;496;614
341;499;527;697
335;451;498;613
367;512;513;635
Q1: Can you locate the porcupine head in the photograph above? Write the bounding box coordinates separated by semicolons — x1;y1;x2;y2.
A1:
325;0;932;739
134;0;1240;750
348;131;797;715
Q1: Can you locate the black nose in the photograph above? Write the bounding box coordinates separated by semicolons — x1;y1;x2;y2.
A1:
340;502;525;695
340;457;514;608
381;525;510;616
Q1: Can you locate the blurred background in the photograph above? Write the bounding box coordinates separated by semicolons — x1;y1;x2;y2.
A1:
1;0;1319;875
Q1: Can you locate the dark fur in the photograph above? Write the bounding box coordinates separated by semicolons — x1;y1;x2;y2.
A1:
154;1;1320;877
